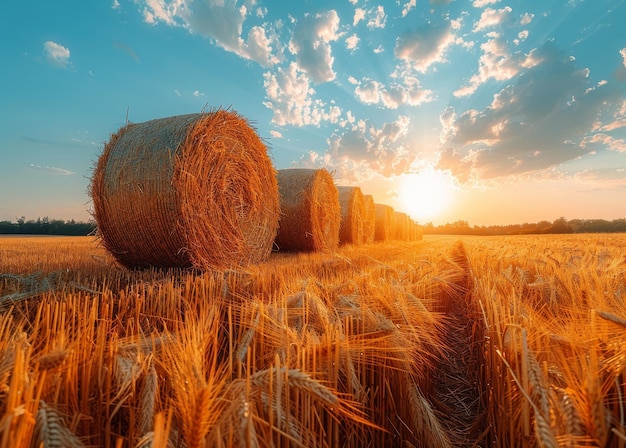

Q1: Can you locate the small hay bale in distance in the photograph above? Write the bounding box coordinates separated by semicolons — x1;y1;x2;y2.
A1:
362;194;376;244
91;110;280;270
394;211;410;240
374;204;394;242
274;169;340;252
336;186;366;245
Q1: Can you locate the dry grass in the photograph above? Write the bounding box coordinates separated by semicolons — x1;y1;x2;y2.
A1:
1;233;625;446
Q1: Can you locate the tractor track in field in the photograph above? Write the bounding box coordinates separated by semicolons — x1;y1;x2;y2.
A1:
432;241;487;447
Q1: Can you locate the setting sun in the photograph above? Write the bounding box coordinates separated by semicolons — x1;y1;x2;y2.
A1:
398;168;455;222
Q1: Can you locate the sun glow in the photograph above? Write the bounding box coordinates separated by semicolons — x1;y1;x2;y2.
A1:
398;168;455;221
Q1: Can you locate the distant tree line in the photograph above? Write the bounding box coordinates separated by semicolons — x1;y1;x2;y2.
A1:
2;216;625;237
0;217;96;236
422;217;626;236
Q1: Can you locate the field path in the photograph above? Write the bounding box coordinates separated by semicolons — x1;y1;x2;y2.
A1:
432;242;486;446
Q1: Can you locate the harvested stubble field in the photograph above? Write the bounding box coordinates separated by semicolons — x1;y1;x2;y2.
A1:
1;234;625;447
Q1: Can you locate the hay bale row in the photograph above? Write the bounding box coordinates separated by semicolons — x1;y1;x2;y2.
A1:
91;111;422;270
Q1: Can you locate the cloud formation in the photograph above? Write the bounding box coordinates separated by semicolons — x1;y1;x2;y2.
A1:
294;115;416;181
366;6;386;29
472;6;512;32
402;0;416;17
454;33;539;97
28;164;75;176
438;41;625;181
263;62;341;126
394;22;457;72
352;73;433;109
43;41;71;68
345;34;359;52
289;10;340;83
141;0;277;67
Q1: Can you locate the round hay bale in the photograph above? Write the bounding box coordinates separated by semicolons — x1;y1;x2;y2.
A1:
362;194;376;244
394;211;410;240
374;204;394;242
274;169;340;252
336;186;366;245
91;110;280;270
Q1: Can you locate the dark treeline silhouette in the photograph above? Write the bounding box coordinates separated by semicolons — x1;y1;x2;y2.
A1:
422;217;626;236
2;216;625;237
0;217;96;236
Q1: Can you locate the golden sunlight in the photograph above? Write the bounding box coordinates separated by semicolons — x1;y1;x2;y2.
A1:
398;168;455;221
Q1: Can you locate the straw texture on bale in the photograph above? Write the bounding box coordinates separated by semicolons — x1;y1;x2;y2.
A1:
394;211;410;240
362;194;376;244
374;204;394;242
91;110;280;270
274;169;340;252
336;186;366;245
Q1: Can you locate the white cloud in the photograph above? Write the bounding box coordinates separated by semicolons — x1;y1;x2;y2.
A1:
112;0;120;9
319;115;416;180
514;30;529;45
139;0;277;67
473;6;512;32
353;72;433;109
269;130;283;138
263;62;342;126
346;34;359;51
472;0;499;7
621;48;626;66
367;5;386;29
289;10;340;83
142;0;178;25
353;8;366;26
394;22;457;72
402;0;416;17
600;100;626;131
520;12;534;26
454;34;540;97
174;89;181;96
193;90;205;97
354;79;381;104
28;164;75;176
581;134;626;153
43;41;71;68
245;26;276;66
373;45;385;54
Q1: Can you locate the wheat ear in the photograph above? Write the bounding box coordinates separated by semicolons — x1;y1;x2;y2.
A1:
34;400;85;448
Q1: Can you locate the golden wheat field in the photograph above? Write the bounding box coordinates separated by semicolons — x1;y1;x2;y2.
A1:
1;234;625;448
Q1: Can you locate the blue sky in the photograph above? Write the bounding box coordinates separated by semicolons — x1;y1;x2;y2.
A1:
1;0;625;225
